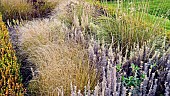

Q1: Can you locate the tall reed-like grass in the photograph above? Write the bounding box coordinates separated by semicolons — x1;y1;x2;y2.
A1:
90;0;167;49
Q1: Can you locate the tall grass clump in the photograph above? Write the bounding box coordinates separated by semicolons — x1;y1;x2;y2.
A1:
0;0;32;23
0;0;57;25
88;0;167;50
0;14;24;95
15;12;98;95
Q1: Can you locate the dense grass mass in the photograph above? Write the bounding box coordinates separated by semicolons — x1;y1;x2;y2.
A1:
0;14;24;95
89;1;168;48
16;17;98;95
97;0;170;42
0;0;170;96
0;0;57;24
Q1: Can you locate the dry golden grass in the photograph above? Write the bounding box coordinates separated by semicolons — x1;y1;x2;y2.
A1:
27;43;97;95
0;0;58;24
17;14;98;95
0;0;32;18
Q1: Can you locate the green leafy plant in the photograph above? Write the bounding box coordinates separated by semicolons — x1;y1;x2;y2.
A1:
116;63;121;72
122;64;145;87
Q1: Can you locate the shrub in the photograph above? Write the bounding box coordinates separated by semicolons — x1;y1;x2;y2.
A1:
0;14;24;95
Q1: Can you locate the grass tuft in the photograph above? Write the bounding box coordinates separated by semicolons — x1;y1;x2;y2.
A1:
0;0;57;24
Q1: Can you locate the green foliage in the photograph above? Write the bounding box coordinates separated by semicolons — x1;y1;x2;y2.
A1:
106;0;170;20
116;63;121;72
122;64;145;87
123;0;170;39
122;76;142;87
90;0;170;49
146;0;170;20
0;14;24;95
